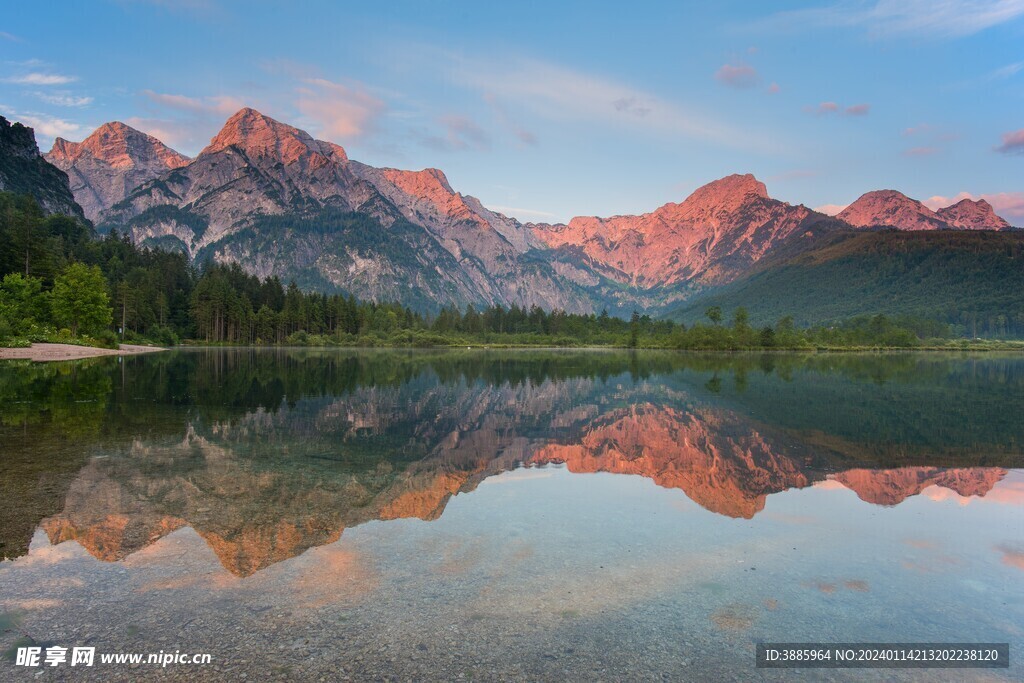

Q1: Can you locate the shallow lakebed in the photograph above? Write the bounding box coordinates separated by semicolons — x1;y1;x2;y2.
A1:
1;349;1022;681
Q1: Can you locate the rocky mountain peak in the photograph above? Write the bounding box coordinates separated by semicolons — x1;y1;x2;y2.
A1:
837;189;948;230
48;121;190;171
936;197;1012;230
674;173;770;217
201;108;323;164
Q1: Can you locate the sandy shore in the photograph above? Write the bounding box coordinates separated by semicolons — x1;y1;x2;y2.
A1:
0;342;165;362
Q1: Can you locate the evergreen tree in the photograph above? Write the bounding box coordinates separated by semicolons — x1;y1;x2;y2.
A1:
51;263;112;336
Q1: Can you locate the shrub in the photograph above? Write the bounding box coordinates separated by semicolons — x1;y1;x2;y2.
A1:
149;325;180;346
94;330;120;349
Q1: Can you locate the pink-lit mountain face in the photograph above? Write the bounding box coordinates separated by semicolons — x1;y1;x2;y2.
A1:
71;108;592;312
529;174;842;300
838;190;1012;231
936;198;1012;230
44;108;1017;313
46;121;191;222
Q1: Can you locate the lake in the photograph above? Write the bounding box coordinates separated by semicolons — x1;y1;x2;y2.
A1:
1;349;1022;681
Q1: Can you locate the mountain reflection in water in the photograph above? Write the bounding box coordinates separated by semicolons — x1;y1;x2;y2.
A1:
2;349;1022;577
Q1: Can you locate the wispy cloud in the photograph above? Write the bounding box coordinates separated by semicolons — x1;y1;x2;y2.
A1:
124;116;196;151
903;145;939;156
414;114;491;152
805;101;871;116
295;77;386;140
483;92;537;146
768;169;819;181
995;128;1024;154
33;91;93;107
142;90;244;115
113;0;221;19
609;97;651;117
4;72;77;86
754;0;1024;39
714;63;760;89
449;54;782;153
0;105;83;140
0;31;23;42
487;205;556;221
989;61;1023;80
923;191;1024;220
133;90;249;152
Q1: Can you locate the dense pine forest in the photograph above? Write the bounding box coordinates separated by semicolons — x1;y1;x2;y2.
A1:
0;191;1018;350
672;229;1024;337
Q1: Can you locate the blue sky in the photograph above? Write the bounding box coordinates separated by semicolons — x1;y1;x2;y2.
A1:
2;0;1022;222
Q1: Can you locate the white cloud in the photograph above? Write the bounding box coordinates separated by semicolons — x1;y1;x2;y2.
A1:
989;61;1023;79
756;0;1024;38
33;91;93;107
4;72;77;86
0;106;83;140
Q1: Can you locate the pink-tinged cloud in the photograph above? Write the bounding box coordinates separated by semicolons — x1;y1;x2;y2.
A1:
125;116;205;151
142;90;245;116
767;82;781;94
995;129;1024;154
295;78;385;140
714;63;760;89
923;191;1024;221
996;544;1024;570
902;123;933;136
814;203;848;216
806;101;870;117
452;53;784;153
903;146;938;157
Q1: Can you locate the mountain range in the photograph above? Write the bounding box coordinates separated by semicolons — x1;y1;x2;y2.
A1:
1;109;1017;317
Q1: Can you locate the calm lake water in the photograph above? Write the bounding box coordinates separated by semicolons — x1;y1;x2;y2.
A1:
1;349;1022;681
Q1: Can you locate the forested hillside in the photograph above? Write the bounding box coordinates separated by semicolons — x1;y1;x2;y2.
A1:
671;230;1024;337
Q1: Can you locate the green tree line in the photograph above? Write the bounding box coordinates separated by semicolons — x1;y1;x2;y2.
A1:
0;191;996;351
